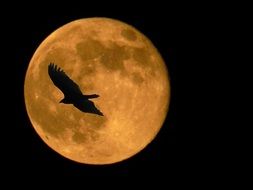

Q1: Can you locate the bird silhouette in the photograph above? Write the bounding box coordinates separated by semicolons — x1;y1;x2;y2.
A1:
48;63;103;116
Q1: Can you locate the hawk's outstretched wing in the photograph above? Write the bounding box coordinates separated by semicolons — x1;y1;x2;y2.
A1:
48;63;83;98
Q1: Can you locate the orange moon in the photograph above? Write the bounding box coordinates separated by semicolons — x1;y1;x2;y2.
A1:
24;18;170;164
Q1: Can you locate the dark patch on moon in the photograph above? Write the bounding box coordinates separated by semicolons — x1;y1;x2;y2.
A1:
72;131;86;143
100;43;130;71
121;29;137;41
132;47;151;66
76;38;105;61
131;72;144;85
76;37;130;73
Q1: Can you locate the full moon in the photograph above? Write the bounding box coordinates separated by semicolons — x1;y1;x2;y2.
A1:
24;18;170;164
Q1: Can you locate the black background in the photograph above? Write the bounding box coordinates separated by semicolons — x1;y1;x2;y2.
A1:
0;1;236;186
1;1;184;183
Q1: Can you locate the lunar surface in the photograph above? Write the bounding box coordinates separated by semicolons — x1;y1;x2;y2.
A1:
24;18;170;164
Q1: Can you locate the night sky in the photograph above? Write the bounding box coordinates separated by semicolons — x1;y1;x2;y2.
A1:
2;2;180;183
